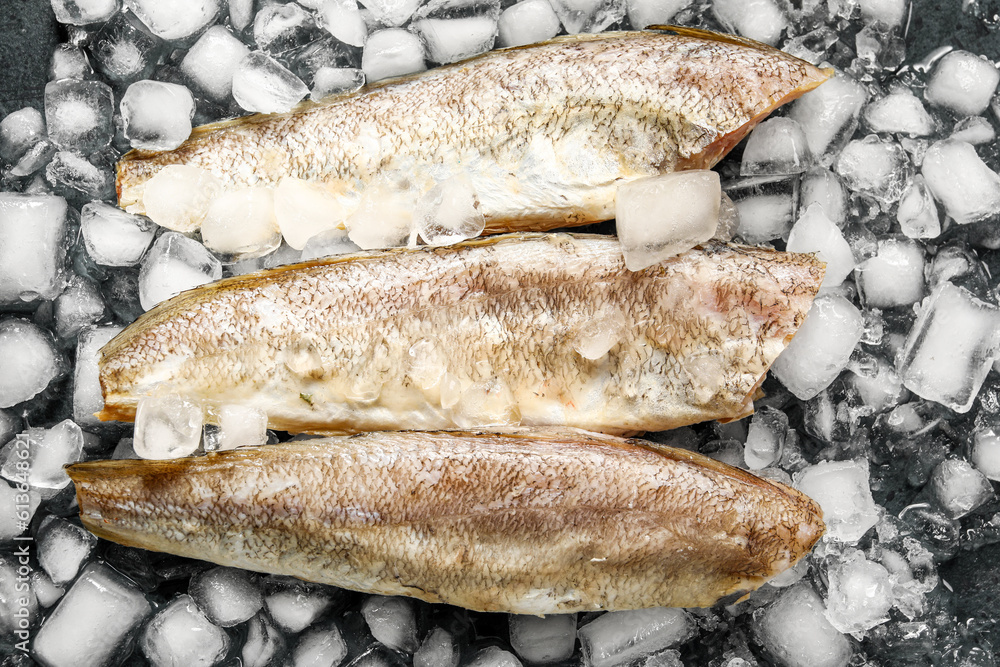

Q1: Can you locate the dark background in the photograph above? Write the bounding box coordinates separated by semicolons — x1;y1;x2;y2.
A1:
0;0;996;120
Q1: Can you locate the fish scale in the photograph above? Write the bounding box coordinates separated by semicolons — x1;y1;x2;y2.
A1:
116;29;829;234
97;233;823;435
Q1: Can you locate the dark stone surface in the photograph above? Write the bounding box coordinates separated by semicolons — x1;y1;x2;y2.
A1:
907;0;1000;61
0;0;62;117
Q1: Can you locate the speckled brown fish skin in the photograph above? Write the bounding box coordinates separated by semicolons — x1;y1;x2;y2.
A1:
96;233;825;434
67;429;825;613
116;28;829;233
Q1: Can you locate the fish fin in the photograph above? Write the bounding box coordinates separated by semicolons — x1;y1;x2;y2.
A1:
645;25;779;54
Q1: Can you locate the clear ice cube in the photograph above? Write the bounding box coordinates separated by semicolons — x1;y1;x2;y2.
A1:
898;281;1000;413
925;49;1000;117
124;0;221;41
139;232;222;310
794;459;879;543
243;612;288;667
414;627;459;667
362;29;426;83
616;171;720;271
50;43;94;81
0;319;60;409
789;71;867;158
73;325;123;426
743;406;787;470
799;167;846;224
253;3;318;55
771;295;863;401
0;193;67;304
753;583;852;667
293;621;349;667
188;566;263;626
578;609;695;667
141;164;222;232
0;107;46;164
311;67;366;101
215;404;269;450
824;549;893;636
36;516;98;586
1;420;84;490
834;136;910;206
359;0;422;26
929;458;993;519
44;79;114;154
412;17;497;64
712;0;787;45
139;595;231;667
362;596;419;653
315;0;368;47
201;187;282;258
32;563;153;667
81;201;155;267
265;584;333;633
509;614;577;664
895;175;941;239
233;51;310;114
740;117;813;176
180;25;250;102
50;0;119;25
785;204;855;288
921;139;1000;225
862;90;935;137
972;426;1000;481
54;276;105;339
626;0;690;30
415;175;485;245
44;151;115;201
90;9;165;85
121;80;195;151
548;0;625;34
856;236;925;308
274;177;352;250
133;394;204;459
497;0;561;47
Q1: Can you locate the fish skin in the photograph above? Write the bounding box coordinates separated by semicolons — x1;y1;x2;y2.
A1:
116;29;830;233
67;429;825;613
97;233;825;434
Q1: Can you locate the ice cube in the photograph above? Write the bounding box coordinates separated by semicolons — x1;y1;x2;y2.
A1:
301;228;361;259
578;609;695;667
626;0;690;29
201;187;282;258
921;139;1000;225
858;0;906;26
799;167;846;224
124;0;221;40
293;621;349;667
740;117;813;176
50;0;119;25
785;204;855;288
726;176;795;244
412;17;497;64
547;0;624;33
141;164;222;232
73;326;123;426
0;193;67;304
139;232;222;310
50;43;94;81
133;394;204;459
925;50;1000;117
32;563;153;667
972;427;1000;481
1;107;46;164
754;583;852;667
498;0;560;47
44;79;114;154
121;80;195;151
54;276;105;339
140;595;231;667
253;3;317;55
362;595;419;653
743;406;787;470
45;151;115;201
856;236;924;308
823;549;892;636
712;0;787;45
347;179;416;250
950;115;995;145
2;420;83;490
230;0;254;31
36;516;98;586
11;140;56;178
616;171;720;271
233;51;310;113
32;571;66;608
215;404;268;450
834;136;909;205
362;29;426;82
180;26;250;102
795;460;878;543
81;201;155;267
574;306;626;360
315;0;368;47
898;281;1000;412
862;89;935;137
360;0;422;25
415;175;485;246
244;612;288;667
895;175;941;239
90;9;165;85
274;177;352;250
288;35;356;88
188;566;263;627
789;71;867;158
0;320;60;409
929;458;993;519
265;589;333;634
509;614;577;664
771;295;864;400
414;628;459;667
312;67;366;101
